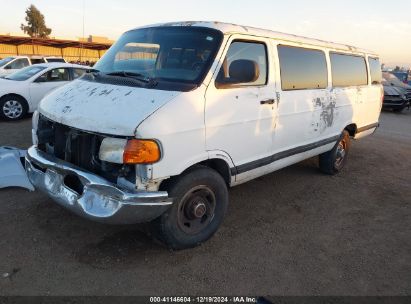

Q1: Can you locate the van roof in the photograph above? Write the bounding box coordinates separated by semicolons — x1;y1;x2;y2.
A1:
134;21;378;56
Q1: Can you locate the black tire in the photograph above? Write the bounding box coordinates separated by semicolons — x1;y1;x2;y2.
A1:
319;130;351;175
0;95;28;121
151;166;229;250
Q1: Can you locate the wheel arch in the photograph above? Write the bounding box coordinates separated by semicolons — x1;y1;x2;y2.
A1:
159;157;234;191
0;93;30;109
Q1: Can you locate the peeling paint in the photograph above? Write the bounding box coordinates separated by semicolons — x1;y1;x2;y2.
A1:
99;89;114;96
311;96;338;134
88;88;97;97
38;80;182;136
62;106;72;114
320;101;336;129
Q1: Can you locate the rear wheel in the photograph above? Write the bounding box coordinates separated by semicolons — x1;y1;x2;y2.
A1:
319;130;351;175
0;96;28;121
151;166;229;250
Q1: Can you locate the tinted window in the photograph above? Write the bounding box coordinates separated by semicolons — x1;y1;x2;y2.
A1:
216;41;267;88
331;53;367;87
72;68;86;79
7;58;30;69
31;58;46;64
278;46;328;90
0;57;14;68
37;68;70;82
368;58;382;85
46;58;66;63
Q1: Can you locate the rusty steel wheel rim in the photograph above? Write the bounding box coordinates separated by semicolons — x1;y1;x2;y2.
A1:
177;185;216;235
335;137;347;168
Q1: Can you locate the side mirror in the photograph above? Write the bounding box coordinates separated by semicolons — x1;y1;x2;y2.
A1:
216;59;260;88
229;59;260;84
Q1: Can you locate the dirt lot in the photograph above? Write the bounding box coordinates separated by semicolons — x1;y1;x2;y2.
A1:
0;111;410;296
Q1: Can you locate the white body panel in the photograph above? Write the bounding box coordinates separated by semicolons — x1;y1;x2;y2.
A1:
35;22;382;190
40;80;181;136
0;69;18;77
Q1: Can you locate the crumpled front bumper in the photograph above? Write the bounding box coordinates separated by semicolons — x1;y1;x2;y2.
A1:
25;146;173;224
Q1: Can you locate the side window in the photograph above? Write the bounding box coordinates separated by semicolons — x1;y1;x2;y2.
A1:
330;53;368;87
368;57;382;85
31;58;45;65
37;68;70;82
216;41;268;88
72;68;86;79
278;45;328;90
6;58;30;69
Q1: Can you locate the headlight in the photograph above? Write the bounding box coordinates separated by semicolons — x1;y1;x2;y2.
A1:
32;111;39;130
99;138;161;164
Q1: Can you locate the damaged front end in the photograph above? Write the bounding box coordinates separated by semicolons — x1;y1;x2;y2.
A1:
25;114;172;224
0;147;34;191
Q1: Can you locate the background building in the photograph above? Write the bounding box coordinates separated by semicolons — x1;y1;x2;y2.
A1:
0;33;112;64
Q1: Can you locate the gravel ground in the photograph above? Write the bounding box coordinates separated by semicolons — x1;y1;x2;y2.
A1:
0;110;410;296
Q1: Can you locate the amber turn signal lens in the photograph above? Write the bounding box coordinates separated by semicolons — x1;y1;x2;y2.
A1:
123;139;161;164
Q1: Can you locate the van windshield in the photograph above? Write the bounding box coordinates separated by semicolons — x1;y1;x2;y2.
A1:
94;27;224;90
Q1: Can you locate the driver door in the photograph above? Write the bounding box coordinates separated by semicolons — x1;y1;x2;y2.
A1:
29;68;71;107
205;36;278;181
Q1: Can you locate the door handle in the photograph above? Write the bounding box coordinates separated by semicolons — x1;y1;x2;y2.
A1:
260;99;275;105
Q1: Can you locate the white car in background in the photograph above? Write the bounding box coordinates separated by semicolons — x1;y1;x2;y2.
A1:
0;56;67;77
0;63;88;120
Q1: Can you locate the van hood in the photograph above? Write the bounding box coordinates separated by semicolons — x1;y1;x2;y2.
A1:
38;79;181;136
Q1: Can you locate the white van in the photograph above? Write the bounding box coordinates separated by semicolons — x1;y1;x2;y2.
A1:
25;22;383;249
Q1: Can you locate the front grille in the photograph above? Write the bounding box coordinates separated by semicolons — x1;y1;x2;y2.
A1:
37;114;134;183
383;95;407;105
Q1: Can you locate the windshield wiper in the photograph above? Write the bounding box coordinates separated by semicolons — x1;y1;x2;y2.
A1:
105;71;158;87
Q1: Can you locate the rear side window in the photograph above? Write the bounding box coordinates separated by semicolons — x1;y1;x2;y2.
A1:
46;58;65;63
330;53;368;87
368;57;382;85
216;41;268;88
278;45;328;90
31;58;46;64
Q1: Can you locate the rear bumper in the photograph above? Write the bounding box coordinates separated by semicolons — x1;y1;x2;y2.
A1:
25;146;173;224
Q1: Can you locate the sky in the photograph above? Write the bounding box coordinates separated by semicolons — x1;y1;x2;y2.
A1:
1;0;410;67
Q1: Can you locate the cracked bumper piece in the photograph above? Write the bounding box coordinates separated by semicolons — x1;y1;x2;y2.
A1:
25;146;173;224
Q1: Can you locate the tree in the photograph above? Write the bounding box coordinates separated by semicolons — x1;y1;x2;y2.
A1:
20;5;52;38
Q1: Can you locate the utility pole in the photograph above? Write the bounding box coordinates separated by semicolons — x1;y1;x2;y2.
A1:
80;0;85;61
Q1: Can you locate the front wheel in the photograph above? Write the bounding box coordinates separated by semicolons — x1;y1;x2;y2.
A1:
151;166;229;250
0;96;28;121
319;131;351;175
